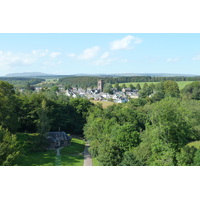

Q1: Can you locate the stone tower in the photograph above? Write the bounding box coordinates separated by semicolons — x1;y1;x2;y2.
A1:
97;79;103;92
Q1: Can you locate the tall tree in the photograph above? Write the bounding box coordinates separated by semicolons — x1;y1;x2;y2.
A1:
163;80;180;97
0;126;21;165
37;99;51;135
136;83;141;91
0;81;20;132
129;84;135;91
103;83;113;94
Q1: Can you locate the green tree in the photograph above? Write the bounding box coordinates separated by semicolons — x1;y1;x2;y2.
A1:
0;127;21;166
136;83;141;91
148;98;192;150
51;85;59;92
0;81;20;132
176;146;197;166
129;84;135;91
121;83;126;88
139;84;153;98
181;81;200;100
163;80;180;98
114;83;121;91
103;83;113;94
113;123;141;152
194;149;200;166
143;83;148;89
64;84;72;90
120;149;139;166
37;99;51;135
151;82;165;102
97;138;123;166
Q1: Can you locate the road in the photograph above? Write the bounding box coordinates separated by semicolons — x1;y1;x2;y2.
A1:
83;143;93;166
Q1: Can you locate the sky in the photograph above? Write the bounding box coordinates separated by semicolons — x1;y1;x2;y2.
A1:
0;33;200;76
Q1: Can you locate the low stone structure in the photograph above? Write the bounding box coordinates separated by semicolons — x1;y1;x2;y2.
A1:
46;131;71;149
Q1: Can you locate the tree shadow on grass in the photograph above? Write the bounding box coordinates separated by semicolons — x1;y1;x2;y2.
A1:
60;142;85;155
19;150;56;166
61;155;84;166
19;151;84;166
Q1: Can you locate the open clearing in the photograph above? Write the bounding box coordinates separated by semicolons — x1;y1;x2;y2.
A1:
17;135;85;166
90;100;115;108
117;81;194;90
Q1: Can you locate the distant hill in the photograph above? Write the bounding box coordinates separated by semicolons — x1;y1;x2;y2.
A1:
5;72;57;77
4;72;199;78
74;73;199;77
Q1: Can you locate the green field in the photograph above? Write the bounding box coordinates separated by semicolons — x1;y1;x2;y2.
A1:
118;81;194;90
18;135;85;166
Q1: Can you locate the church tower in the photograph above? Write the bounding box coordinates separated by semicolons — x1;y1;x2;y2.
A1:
97;79;103;92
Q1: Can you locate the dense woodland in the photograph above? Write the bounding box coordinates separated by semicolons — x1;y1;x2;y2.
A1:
59;75;200;89
0;77;45;90
0;80;93;165
84;80;200;166
1;79;200;165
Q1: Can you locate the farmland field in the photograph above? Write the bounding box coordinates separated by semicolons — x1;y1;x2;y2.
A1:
117;81;194;90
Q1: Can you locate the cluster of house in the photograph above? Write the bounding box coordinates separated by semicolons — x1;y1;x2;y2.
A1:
64;80;139;103
65;87;139;103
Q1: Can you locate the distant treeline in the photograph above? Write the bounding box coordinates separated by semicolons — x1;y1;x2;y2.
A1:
59;76;200;88
0;77;45;86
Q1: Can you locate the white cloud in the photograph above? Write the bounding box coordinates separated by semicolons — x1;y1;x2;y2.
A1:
192;55;200;61
167;57;180;62
93;52;113;66
49;52;61;58
100;52;110;59
78;46;100;60
58;61;62;65
0;51;34;71
67;53;76;58
110;35;142;50
32;49;49;57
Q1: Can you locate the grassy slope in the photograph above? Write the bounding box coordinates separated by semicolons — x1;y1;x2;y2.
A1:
90;100;115;109
60;138;85;166
117;81;194;90
17;134;85;166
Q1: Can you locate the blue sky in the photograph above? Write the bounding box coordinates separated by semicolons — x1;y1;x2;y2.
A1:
0;33;200;76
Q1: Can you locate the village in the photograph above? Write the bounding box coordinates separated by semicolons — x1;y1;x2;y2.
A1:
34;79;139;103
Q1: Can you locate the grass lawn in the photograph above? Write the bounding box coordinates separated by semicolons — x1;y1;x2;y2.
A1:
187;141;200;149
60;138;85;155
17;134;85;166
19;150;56;166
117;81;194;90
60;138;85;166
90;100;115;108
61;155;84;166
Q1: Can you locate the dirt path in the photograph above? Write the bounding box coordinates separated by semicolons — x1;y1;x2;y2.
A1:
83;143;92;166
